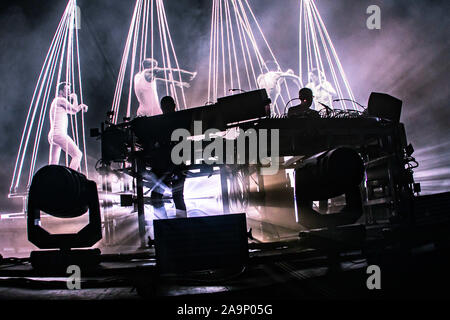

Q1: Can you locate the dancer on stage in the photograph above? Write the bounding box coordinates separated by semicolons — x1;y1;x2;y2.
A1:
257;61;302;115
134;58;197;117
305;68;336;111
48;82;88;170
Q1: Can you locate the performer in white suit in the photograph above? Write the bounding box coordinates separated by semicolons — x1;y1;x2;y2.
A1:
257;61;302;115
135;58;196;117
305;68;337;111
48;82;88;170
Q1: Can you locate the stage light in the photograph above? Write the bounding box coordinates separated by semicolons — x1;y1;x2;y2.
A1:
101;126;128;163
295;147;364;200
27;165;102;270
294;147;365;229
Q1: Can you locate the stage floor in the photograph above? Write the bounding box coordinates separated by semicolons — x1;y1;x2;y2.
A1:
0;239;449;300
1;191;449;300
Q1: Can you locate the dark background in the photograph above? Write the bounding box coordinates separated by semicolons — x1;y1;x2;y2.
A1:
0;0;449;212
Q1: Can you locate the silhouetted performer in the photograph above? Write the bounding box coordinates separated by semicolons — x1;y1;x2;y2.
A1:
160;95;176;114
288;88;319;118
148;96;187;218
48;82;88;170
135;58;196;117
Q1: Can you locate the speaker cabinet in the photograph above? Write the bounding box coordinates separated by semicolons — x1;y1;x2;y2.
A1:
154;213;249;274
368;92;402;122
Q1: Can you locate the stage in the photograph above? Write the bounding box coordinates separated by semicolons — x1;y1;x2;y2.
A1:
0;0;449;305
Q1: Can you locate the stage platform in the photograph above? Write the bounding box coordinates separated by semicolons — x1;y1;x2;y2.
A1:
0;227;449;300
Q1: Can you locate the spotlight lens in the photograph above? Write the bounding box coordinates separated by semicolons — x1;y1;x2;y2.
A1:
328;147;365;186
29;165;89;218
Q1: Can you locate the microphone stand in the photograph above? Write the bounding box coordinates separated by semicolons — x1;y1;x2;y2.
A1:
317;101;333;117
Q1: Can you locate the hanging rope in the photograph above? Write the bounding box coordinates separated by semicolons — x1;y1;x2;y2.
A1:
208;0;299;115
299;0;359;111
10;0;89;196
111;0;195;124
75;9;88;177
11;2;70;194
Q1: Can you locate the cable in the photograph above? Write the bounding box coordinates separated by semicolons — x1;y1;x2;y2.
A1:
283;98;300;116
229;88;246;93
333;98;366;110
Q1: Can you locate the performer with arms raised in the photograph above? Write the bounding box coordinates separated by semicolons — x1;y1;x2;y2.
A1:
134;58;196;117
257;61;302;115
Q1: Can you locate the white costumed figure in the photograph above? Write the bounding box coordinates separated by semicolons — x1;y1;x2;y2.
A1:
48;82;88;170
257;61;302;115
305;68;337;111
134;58;197;117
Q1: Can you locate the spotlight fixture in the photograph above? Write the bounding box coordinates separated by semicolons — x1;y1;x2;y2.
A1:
101;126;129;163
294;147;365;229
27;165;102;271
